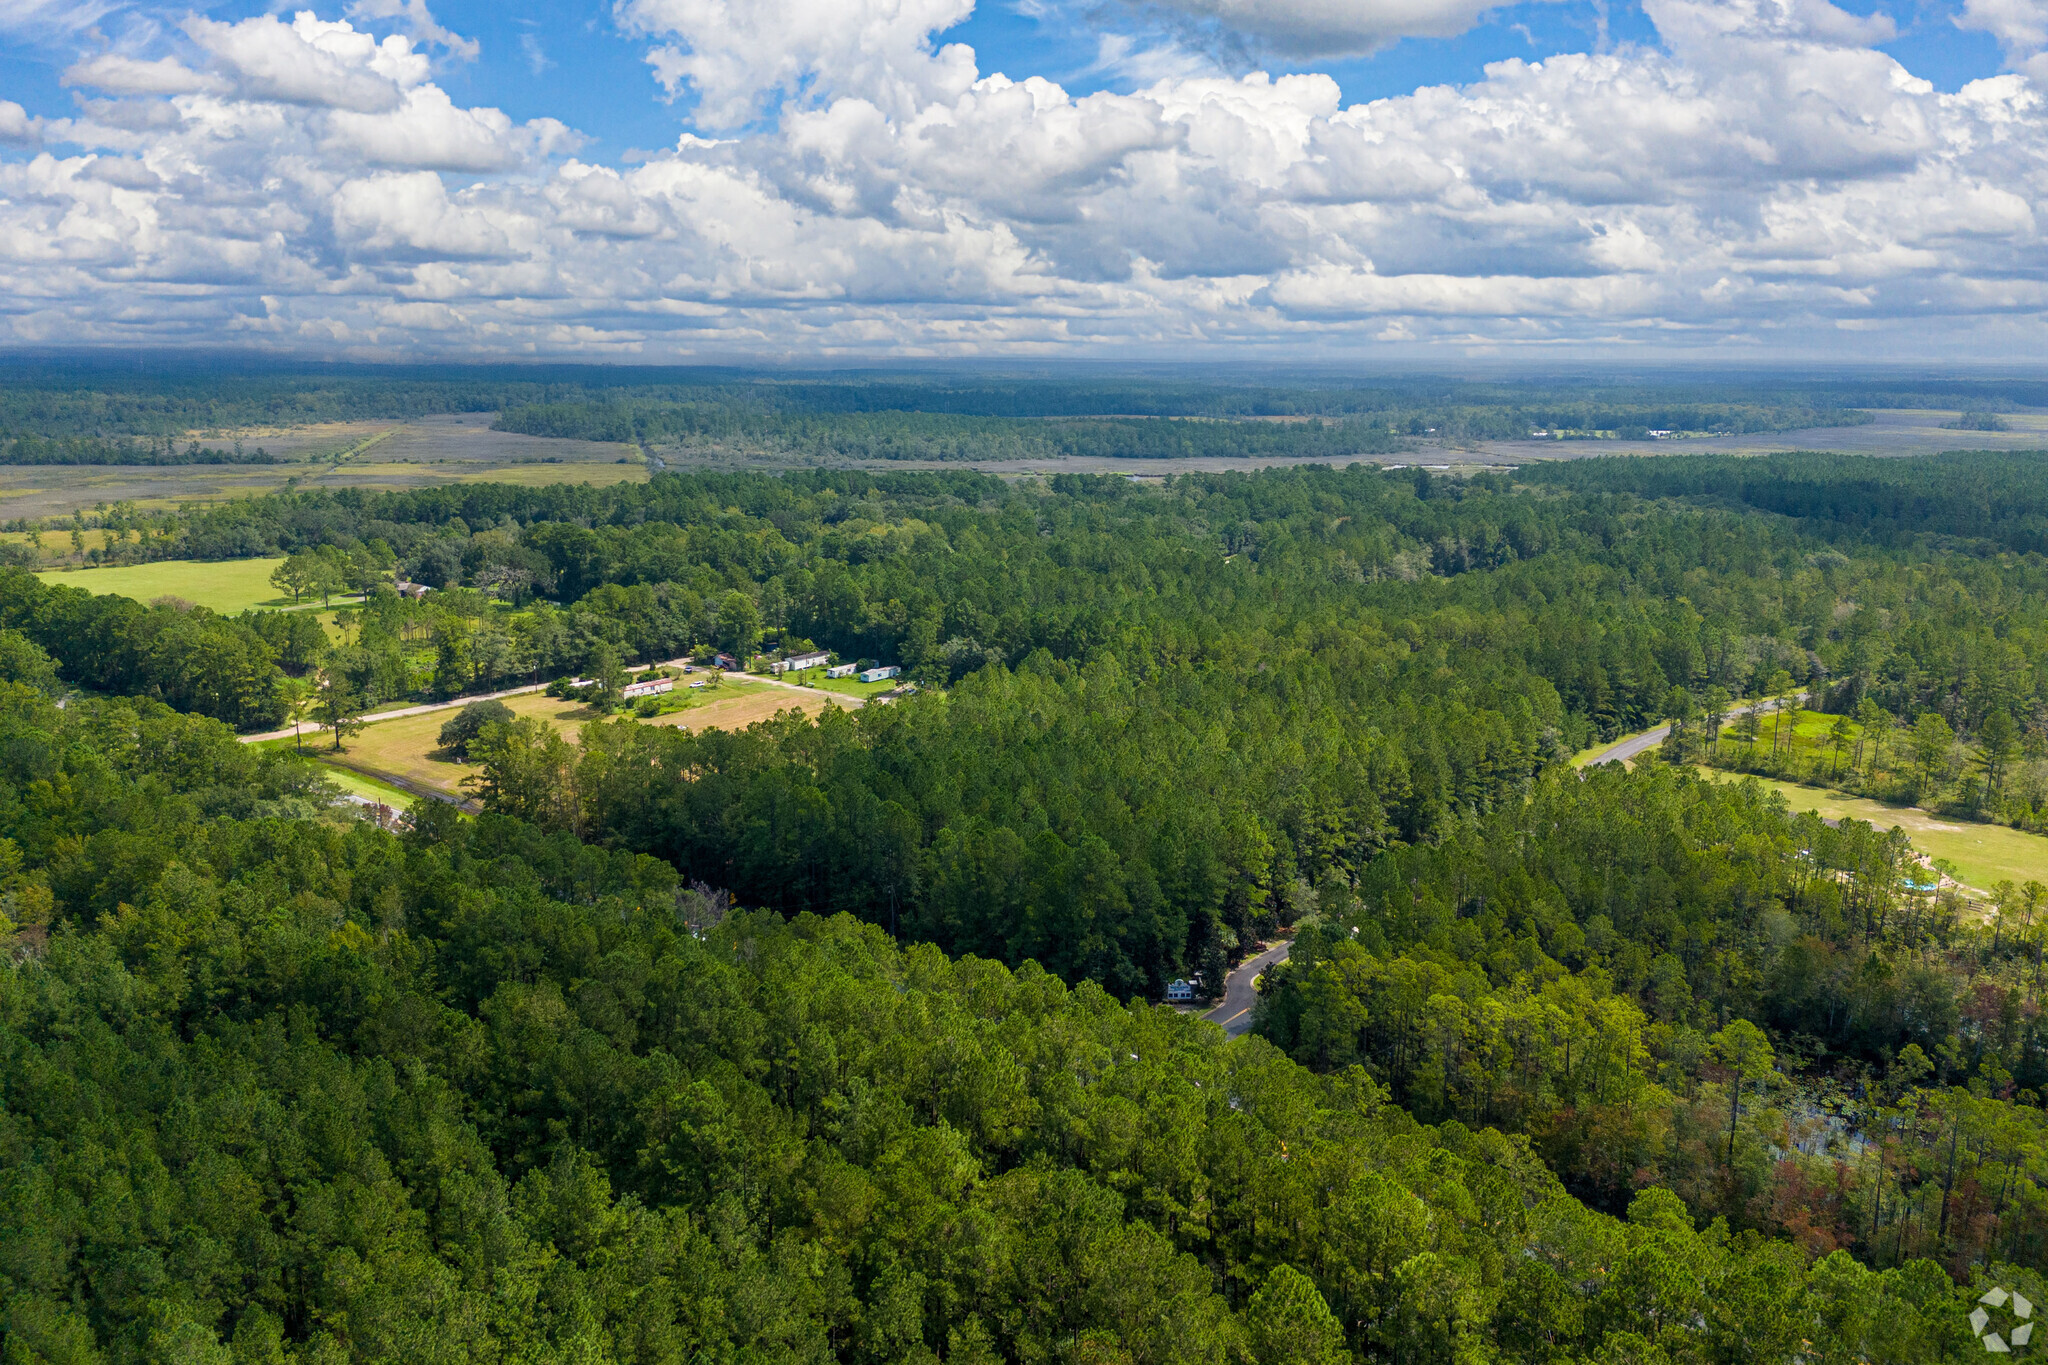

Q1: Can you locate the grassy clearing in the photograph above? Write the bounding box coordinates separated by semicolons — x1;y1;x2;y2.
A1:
1696;769;2048;892
36;557;291;613
0;528;121;561
653;687;842;734
776;668;902;700
315;763;423;808
331;677;835;797
331;693;590;796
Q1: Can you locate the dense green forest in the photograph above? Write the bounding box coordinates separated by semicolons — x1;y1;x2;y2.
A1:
14;446;2048;1360
1521;450;2048;554
0;674;2014;1364
492;406;1415;462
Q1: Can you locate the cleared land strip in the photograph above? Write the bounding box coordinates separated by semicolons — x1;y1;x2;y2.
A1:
262;666;864;803
1572;714;2048;892
242;661;863;744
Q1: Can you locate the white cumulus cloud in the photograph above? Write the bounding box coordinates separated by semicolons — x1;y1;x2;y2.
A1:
616;0;979;126
1115;0;1562;58
0;0;2045;358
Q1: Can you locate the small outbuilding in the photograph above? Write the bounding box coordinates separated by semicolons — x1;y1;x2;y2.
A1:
1165;979;1196;1003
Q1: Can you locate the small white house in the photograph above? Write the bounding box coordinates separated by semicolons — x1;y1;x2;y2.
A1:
1165;979;1196;1003
622;677;674;700
773;650;830;674
825;663;859;679
858;665;901;683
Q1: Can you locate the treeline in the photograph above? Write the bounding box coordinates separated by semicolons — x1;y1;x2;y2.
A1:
1;359;1878;443
0;571;286;729
1521;450;2048;554
493;403;1414;460
0;434;275;465
490;398;1864;456
0;677;2011;1363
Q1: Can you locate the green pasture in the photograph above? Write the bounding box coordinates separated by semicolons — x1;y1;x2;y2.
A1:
36;557;294;614
314;763;422;808
1697;770;2048;893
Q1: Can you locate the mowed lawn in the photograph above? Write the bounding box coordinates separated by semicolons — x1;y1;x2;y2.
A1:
778;667;904;700
333;682;846;797
1697;768;2048;893
37;557;293;614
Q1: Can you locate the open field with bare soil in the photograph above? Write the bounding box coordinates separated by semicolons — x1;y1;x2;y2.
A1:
331;680;845;798
0;413;645;521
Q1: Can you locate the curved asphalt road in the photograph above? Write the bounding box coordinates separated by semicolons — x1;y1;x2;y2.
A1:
1580;694;1804;767
1203;940;1291;1037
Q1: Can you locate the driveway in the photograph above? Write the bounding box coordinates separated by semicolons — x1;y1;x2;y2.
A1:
1203;939;1290;1038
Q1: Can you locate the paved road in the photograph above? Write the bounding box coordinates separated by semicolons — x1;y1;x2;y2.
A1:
1579;694;1803;768
241;680;552;743
1203;940;1291;1038
1585;722;1676;766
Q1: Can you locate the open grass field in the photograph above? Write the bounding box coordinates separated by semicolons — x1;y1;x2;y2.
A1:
315;763;424;808
334;679;843;797
1568;716;2048;894
35;557;291;613
655;685;844;733
1696;769;2048;893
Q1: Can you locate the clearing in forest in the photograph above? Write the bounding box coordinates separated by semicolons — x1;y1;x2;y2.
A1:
323;681;846;798
36;557;292;613
1694;769;2048;893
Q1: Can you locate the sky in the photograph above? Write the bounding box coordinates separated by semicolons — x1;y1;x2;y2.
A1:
0;0;2045;361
